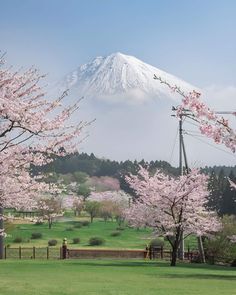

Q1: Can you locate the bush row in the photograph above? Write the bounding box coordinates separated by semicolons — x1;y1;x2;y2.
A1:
12;236;109;246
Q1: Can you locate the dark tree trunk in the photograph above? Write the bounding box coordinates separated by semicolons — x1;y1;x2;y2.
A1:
0;206;4;259
178;230;185;260
170;245;178;266
48;217;52;229
168;230;181;267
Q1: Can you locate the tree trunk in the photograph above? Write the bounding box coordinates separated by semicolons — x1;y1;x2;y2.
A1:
90;215;93;223
197;236;206;263
169;231;181;266
178;230;185;260
0;206;4;259
171;246;178;266
48;217;52;229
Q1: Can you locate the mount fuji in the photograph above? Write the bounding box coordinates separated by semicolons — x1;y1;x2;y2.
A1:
53;53;233;167
57;52;196;104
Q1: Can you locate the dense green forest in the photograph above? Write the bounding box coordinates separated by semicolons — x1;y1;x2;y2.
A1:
36;152;236;216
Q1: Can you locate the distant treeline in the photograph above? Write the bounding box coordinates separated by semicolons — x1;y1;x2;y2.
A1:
35;152;236;216
37;152;179;177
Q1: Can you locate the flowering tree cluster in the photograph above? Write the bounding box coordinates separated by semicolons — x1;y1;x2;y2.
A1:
37;195;64;229
88;191;130;224
154;75;236;192
154;75;236;153
228;178;236;190
125;167;221;266
0;56;88;257
60;193;84;216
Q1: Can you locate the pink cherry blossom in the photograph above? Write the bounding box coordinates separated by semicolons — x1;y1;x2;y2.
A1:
125;166;221;266
0;56;88;243
154;75;236;153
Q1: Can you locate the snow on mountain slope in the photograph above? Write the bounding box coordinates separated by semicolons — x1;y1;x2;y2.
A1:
51;53;235;167
58;52;197;103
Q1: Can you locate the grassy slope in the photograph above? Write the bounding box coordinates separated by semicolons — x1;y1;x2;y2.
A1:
0;260;235;295
6;218;198;250
6;219;153;249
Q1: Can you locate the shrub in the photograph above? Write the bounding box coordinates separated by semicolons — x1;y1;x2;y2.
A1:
116;227;125;231
72;237;80;244
31;232;42;239
13;237;23;243
149;238;164;248
81;220;90;226
110;231;121;237
73;223;82;229
89;237;105;246
48;239;57;246
34;221;44;225
231;259;236;267
65;227;74;231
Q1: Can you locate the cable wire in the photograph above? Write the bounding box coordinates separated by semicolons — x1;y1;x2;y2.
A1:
169;126;179;165
185;132;236;158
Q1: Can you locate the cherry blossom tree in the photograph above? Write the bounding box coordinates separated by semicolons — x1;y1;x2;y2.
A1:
37;195;63;229
125;166;221;266
228;178;236;190
89;191;130;223
0;56;89;258
154;75;236;197
154;75;236;152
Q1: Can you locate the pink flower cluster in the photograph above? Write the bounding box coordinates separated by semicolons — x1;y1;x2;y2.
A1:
180;91;236;152
0;57;86;216
154;75;236;153
125;166;221;238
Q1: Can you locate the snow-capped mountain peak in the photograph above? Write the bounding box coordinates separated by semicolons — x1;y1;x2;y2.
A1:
59;52;197;103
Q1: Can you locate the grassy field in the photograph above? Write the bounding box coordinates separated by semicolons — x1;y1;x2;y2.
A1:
0;259;235;295
5;217;198;250
6;218;151;249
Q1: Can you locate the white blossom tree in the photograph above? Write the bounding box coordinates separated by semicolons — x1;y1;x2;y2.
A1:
0;56;89;258
154;75;236;186
125;167;221;266
37;195;63;229
89;191;130;224
154;74;236;153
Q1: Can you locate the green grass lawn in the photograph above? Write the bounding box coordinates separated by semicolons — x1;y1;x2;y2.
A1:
0;259;235;295
5;218;198;250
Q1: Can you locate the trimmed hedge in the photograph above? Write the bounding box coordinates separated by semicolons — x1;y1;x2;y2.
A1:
149;238;164;248
88;237;105;246
31;232;42;239
72;237;80;244
110;231;121;237
48;239;58;246
13;237;23;243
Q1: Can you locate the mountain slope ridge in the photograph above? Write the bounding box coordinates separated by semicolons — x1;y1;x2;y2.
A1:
58;52;197;103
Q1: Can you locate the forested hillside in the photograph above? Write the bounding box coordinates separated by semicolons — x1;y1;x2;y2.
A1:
36;153;236;216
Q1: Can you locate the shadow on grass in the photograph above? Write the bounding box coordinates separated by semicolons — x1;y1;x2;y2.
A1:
66;260;236;272
67;260;157;268
157;273;236;280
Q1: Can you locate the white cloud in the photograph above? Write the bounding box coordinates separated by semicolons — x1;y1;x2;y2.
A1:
63;84;236;167
202;85;236;111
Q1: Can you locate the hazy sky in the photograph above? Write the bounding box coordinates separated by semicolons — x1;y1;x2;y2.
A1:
1;0;236;166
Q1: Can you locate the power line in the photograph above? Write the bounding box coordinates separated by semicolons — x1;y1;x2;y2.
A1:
169;126;179;165
185;132;236;158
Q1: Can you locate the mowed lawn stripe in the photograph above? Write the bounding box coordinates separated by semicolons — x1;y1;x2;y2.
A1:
0;260;235;295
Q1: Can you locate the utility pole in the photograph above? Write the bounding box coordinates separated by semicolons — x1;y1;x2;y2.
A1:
178;115;185;260
174;107;206;263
